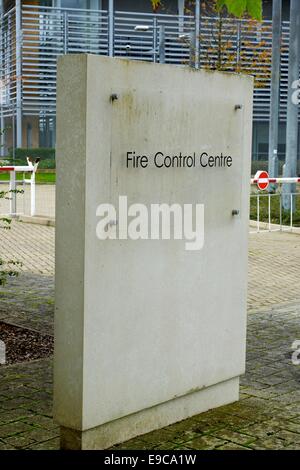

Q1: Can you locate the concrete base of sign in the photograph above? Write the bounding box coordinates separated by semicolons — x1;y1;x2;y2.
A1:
60;377;238;450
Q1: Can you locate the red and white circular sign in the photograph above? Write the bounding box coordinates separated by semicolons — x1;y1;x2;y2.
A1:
255;170;269;191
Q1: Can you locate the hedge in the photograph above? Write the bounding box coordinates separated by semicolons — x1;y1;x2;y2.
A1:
7;148;56;169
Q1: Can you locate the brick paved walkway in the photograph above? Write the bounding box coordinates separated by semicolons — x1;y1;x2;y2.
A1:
0;222;299;450
0;220;54;276
248;231;300;311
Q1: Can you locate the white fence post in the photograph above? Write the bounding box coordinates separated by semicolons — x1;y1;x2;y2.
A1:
290;193;293;229
268;193;271;231
9;170;16;216
30;170;36;216
257;193;260;232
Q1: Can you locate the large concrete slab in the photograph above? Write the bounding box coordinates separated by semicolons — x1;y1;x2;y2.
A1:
54;55;253;449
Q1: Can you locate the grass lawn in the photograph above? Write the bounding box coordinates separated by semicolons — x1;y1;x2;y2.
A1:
250;190;300;227
0;172;55;184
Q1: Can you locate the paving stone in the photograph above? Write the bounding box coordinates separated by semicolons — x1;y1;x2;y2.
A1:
184;435;227;450
112;439;156;450
22;415;58;431
248;437;289;450
134;429;175;446
24;427;58;442
0;409;35;424
0;220;54;276
238;421;283;439
0;397;36;410
273;429;300;445
0;439;16;450
0;421;33;438
154;442;190;450
4;432;37;449
275;420;300;434
248;232;300;311
216;442;251;450
28;437;60;450
210;429;257;446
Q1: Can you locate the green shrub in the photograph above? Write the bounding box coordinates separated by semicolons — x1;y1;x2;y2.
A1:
37;158;55;170
7;148;56;169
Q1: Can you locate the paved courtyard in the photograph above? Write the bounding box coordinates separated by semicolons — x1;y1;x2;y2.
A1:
0;222;299;449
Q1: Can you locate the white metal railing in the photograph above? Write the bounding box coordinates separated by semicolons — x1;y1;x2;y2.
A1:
250;191;300;234
0;4;292;122
250;173;300;233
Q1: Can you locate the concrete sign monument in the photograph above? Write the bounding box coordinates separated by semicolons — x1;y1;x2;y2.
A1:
54;55;253;449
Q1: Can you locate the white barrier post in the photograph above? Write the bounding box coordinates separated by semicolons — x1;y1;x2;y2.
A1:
257;194;260;232
30;171;36;217
26;157;39;217
279;193;282;229
268;193;271;231
9;170;16;216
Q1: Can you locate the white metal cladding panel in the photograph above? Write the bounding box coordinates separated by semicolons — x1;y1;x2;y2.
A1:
21;5;108;116
0;5;296;122
0;7;17;118
280;21;290;121
114;11;194;64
